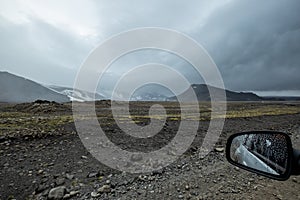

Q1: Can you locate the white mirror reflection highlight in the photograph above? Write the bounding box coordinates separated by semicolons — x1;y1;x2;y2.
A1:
230;133;288;175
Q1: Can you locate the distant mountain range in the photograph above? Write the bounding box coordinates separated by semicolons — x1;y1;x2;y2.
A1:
130;92;168;101
0;72;104;103
1;71;299;103
48;86;105;102
167;84;263;102
0;72;70;103
262;96;300;101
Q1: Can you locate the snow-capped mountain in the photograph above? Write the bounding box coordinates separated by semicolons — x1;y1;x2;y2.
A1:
130;92;168;101
0;71;107;103
48;86;106;102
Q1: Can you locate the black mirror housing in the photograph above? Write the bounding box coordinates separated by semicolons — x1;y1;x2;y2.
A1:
226;131;293;181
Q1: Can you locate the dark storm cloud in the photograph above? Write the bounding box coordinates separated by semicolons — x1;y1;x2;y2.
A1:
192;0;300;91
0;0;299;94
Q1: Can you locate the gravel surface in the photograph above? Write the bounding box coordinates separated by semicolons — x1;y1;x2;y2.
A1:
0;102;300;200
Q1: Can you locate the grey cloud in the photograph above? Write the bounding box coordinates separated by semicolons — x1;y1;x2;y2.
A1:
97;49;202;96
191;0;300;91
92;0;300;93
0;0;299;95
0;14;91;86
92;0;222;35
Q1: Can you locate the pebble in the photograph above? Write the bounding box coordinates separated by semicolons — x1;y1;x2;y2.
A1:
69;191;79;196
0;136;6;142
55;178;65;186
48;186;66;200
91;191;100;198
137;189;143;195
42;177;49;184
36;184;49;193
274;194;283;200
234;167;240;171
66;174;74;180
138;175;147;181
63;191;79;199
214;147;224;152
97;184;111;193
63;194;71;199
87;172;99;178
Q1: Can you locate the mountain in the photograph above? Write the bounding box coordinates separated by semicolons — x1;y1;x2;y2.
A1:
261;96;300;101
0;71;70;103
48;86;106;102
110;84;172;101
130;92;168;101
168;84;263;102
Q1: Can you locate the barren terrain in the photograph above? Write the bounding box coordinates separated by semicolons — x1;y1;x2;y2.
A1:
0;101;300;200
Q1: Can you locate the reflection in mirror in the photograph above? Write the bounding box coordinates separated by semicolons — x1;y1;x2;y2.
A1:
230;133;288;176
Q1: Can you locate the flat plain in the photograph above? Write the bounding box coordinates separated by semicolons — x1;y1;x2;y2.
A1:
1;101;300;200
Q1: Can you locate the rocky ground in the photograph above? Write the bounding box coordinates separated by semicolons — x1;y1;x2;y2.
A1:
0;101;300;200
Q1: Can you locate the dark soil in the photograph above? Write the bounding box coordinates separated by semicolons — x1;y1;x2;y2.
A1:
0;102;300;200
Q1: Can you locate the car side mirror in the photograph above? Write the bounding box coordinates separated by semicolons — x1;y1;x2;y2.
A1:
226;131;294;181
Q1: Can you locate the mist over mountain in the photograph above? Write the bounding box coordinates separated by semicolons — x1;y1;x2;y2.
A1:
0;71;111;103
49;86;106;102
2;72;299;103
130;92;168;101
128;84;172;101
0;71;70;103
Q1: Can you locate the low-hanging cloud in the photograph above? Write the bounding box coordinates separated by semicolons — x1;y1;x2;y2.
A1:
0;0;299;95
192;0;300;92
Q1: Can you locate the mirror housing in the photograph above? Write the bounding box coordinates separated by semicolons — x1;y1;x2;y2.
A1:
226;131;293;181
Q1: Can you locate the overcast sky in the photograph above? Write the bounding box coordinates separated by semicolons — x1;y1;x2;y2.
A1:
0;0;300;96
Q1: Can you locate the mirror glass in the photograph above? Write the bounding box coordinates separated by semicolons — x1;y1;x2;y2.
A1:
229;133;289;175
